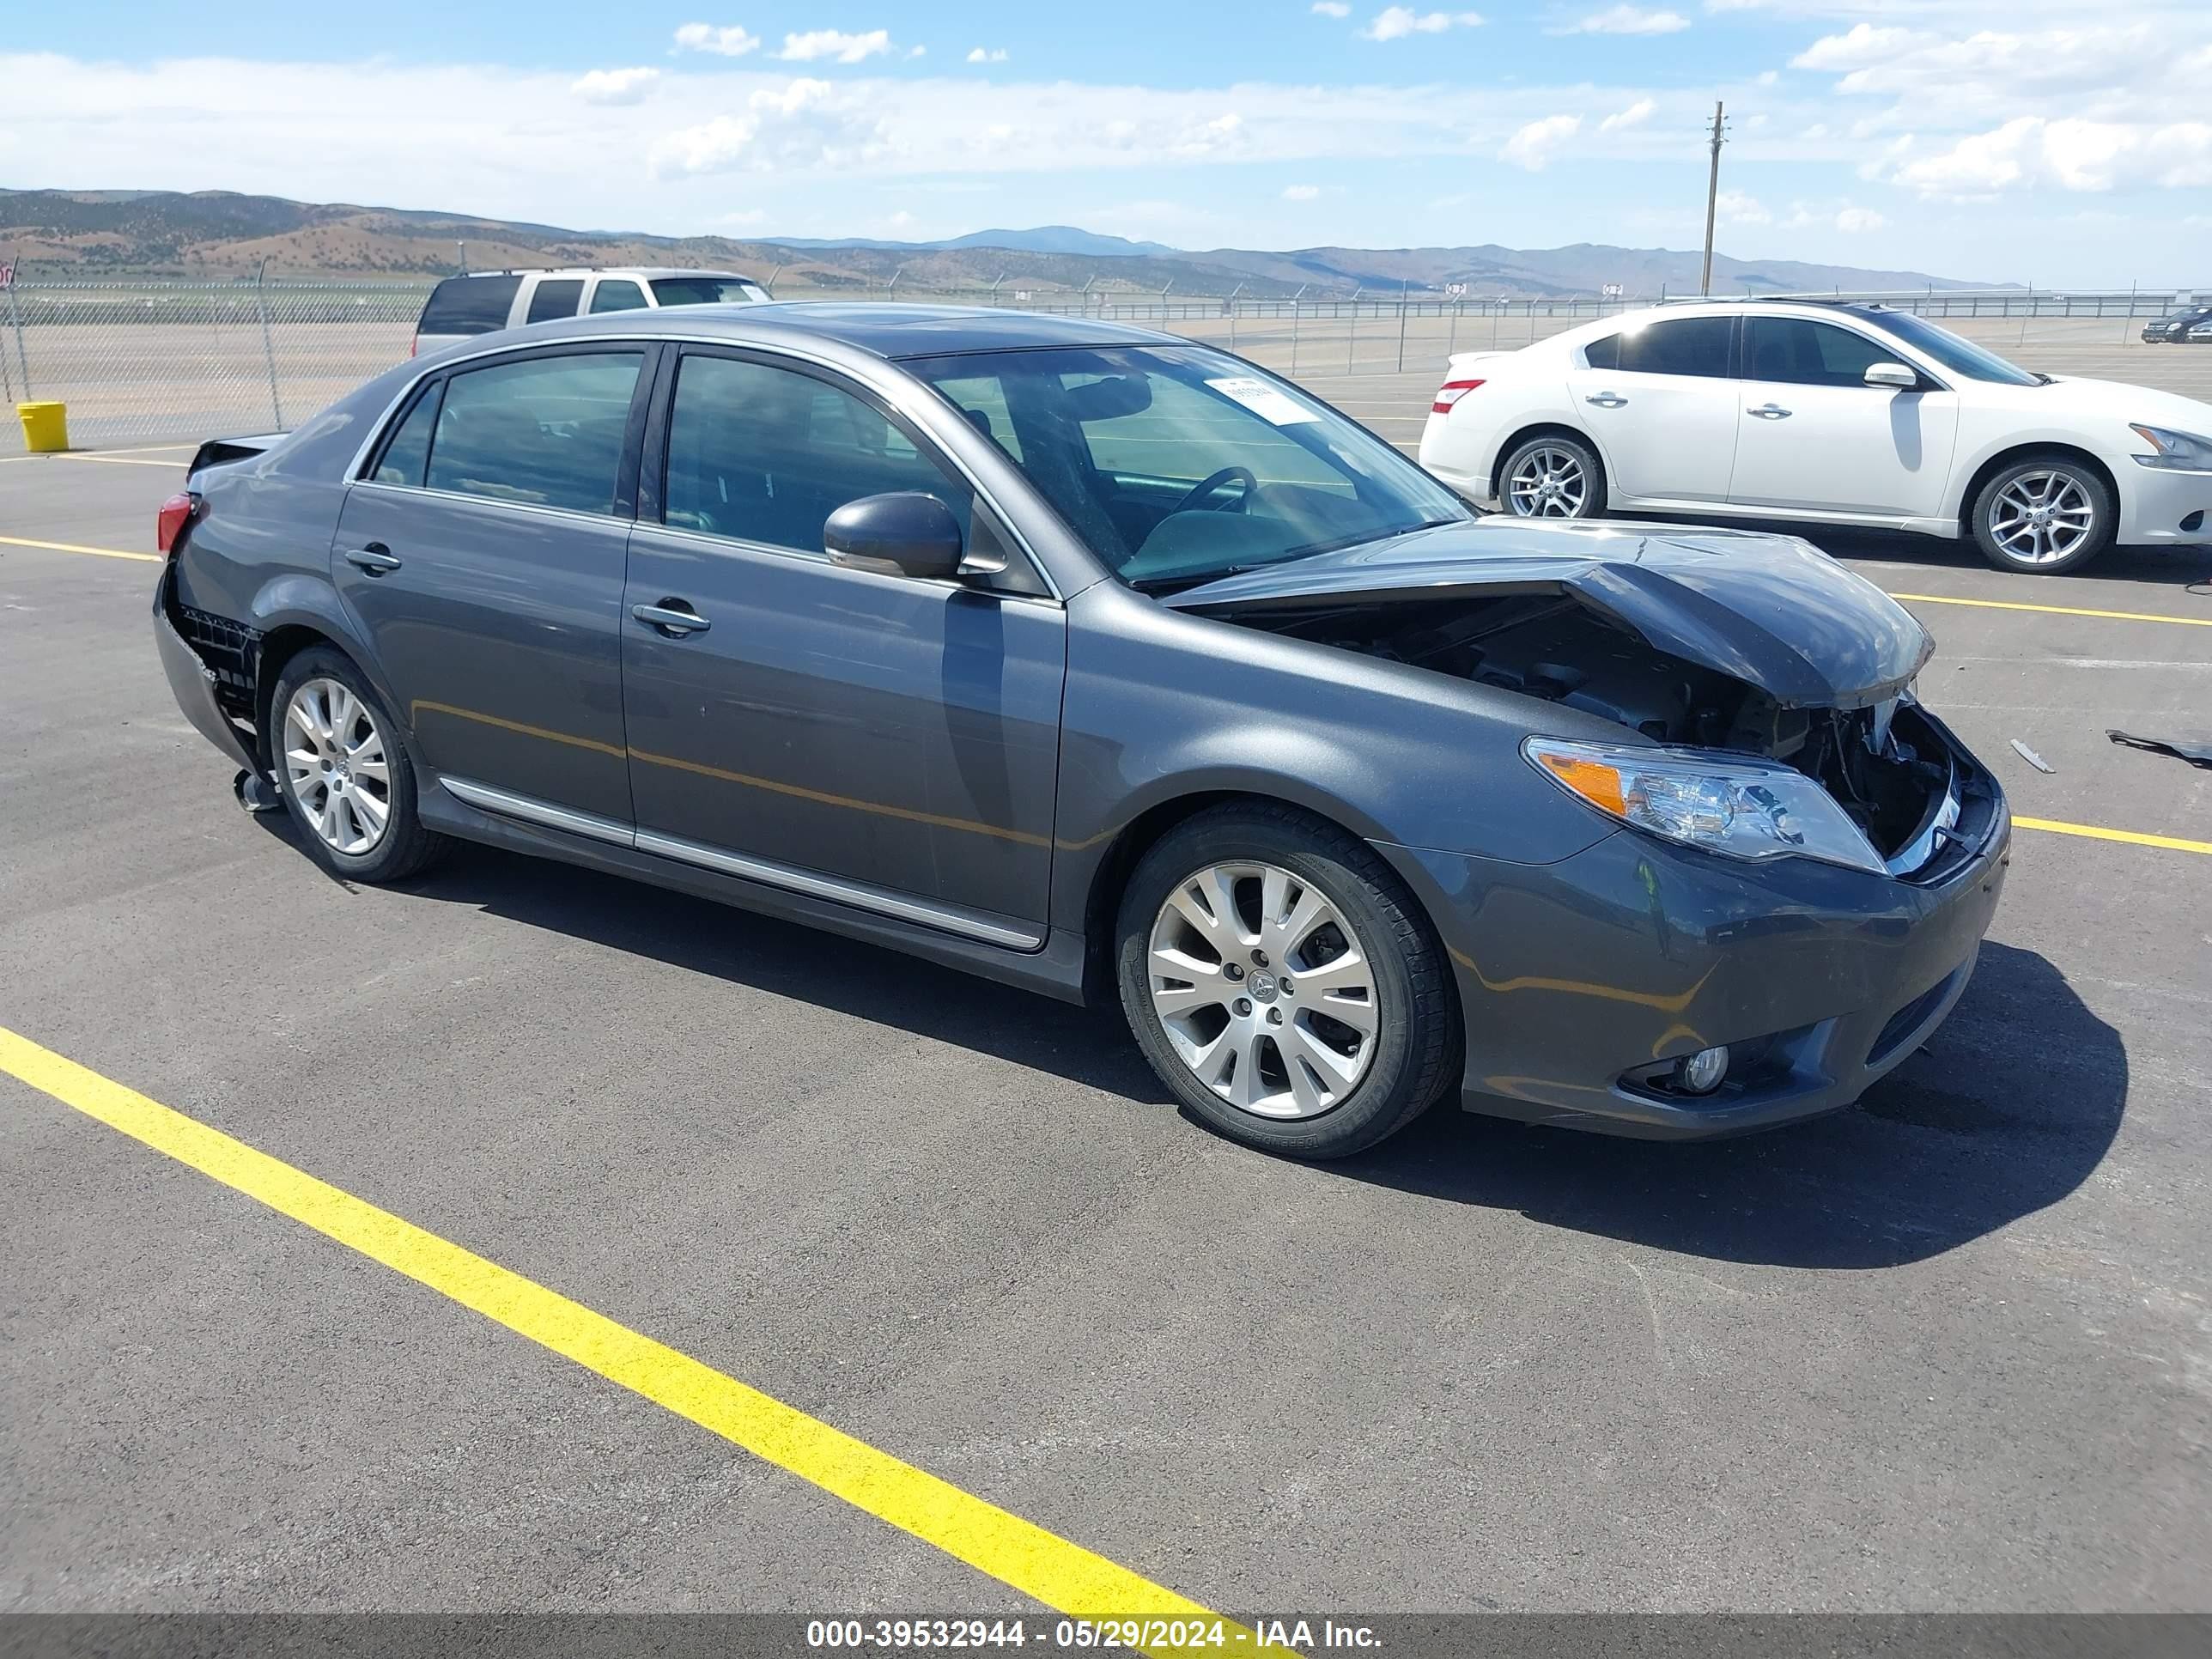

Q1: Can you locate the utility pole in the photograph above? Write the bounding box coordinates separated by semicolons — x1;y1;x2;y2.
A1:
1699;100;1727;298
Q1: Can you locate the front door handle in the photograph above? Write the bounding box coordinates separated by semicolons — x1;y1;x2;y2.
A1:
1584;392;1628;408
344;544;402;574
1747;403;1793;419
632;601;711;637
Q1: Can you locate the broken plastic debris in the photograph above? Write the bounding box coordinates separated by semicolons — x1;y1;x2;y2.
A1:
2009;739;2054;774
2106;729;2212;769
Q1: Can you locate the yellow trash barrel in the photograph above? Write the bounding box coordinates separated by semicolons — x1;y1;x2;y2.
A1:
17;402;69;453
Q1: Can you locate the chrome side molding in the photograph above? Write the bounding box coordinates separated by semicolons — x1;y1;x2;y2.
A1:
439;775;1043;951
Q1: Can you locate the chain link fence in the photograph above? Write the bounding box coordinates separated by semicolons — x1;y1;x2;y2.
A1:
2;276;2202;455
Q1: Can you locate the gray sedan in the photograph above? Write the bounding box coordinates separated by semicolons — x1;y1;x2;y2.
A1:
154;304;2010;1157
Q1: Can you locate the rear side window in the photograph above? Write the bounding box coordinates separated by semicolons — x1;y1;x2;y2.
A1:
1744;318;1899;387
418;275;522;337
424;352;643;516
662;354;970;552
1612;317;1734;378
589;279;647;314
372;386;442;485
525;278;586;324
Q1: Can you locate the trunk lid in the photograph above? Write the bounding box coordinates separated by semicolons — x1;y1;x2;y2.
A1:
1163;518;1933;710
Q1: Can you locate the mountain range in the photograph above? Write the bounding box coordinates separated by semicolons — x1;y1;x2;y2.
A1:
0;188;2010;299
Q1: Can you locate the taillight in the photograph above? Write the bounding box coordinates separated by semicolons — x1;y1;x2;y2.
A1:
156;491;201;556
1431;379;1486;415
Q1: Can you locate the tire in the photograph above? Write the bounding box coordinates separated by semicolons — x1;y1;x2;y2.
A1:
1115;802;1459;1159
267;646;447;883
1498;433;1606;520
1969;456;2115;574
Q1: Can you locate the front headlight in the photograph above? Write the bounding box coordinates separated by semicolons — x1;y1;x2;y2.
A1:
2130;423;2212;471
1524;737;1887;876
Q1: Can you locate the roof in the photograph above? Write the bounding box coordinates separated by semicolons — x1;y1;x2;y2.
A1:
446;267;763;282
517;301;1188;360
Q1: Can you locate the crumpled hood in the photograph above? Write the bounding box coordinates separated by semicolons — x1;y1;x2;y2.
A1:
1164;517;1935;710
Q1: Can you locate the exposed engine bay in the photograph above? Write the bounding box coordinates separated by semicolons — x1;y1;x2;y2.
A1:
1231;592;1969;872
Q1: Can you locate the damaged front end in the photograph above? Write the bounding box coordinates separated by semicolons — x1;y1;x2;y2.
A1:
1165;520;1994;882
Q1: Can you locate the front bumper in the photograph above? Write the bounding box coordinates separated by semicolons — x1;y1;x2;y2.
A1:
2120;462;2212;545
1377;757;2011;1139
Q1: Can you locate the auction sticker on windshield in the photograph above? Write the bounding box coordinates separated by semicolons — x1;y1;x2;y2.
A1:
1206;376;1318;425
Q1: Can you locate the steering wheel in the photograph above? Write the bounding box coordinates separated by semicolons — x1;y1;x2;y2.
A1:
1170;465;1258;516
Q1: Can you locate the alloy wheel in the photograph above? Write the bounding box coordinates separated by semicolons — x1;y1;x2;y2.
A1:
1988;471;2095;566
283;678;392;855
1146;861;1380;1120
1506;446;1589;517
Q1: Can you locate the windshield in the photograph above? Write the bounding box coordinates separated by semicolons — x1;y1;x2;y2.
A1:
650;277;761;306
903;344;1468;588
1865;311;2041;386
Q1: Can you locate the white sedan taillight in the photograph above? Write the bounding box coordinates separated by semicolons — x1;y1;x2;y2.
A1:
1431;378;1486;415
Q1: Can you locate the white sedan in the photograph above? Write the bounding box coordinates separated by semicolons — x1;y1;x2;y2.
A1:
1418;300;2212;574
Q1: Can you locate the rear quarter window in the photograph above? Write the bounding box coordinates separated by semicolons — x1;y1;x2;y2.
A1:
418;275;522;337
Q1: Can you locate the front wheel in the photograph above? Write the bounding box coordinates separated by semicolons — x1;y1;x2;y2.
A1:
1499;434;1605;520
1970;458;2115;574
1115;804;1459;1158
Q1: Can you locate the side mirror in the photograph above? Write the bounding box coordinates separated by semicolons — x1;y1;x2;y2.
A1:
823;492;965;580
1863;362;1919;390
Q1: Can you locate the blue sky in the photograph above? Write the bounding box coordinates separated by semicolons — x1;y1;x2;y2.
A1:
7;2;2208;285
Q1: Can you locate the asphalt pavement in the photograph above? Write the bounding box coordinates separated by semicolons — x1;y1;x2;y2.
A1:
2;371;2209;1623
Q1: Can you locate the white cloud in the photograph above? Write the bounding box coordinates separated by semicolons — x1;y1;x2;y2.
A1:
1834;205;1885;231
1502;113;1580;170
672;22;761;58
965;47;1008;64
649;77;857;176
778;29;895;64
1312;1;1352;13
1715;188;1769;223
1555;6;1689;34
1598;98;1655;132
571;66;660;106
1282;183;1321;200
1877;117;2212;196
1362;8;1485;41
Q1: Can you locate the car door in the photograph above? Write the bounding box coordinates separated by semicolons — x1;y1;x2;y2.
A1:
1729;315;1961;519
620;346;1066;944
331;343;653;827
1562;314;1741;504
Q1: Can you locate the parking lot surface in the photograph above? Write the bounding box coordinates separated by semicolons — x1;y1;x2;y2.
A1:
3;337;2209;1621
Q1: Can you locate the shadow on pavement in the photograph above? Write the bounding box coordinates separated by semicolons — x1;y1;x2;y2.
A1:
293;823;2122;1274
1330;940;2124;1270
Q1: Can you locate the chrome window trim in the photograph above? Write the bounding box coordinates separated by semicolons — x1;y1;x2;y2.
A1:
345;331;1063;602
349;478;636;531
438;775;1045;951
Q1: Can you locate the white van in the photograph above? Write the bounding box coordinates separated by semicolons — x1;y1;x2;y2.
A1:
411;268;771;356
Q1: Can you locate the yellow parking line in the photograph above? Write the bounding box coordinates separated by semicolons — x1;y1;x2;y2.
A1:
0;533;161;562
2016;817;2212;856
1887;592;2212;629
0;1026;1276;1650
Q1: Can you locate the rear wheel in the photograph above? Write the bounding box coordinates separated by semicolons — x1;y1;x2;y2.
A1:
1115;804;1458;1159
1970;457;2114;574
269;646;447;882
1499;434;1605;520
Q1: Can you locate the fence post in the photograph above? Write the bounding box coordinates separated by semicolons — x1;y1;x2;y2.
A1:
1290;284;1305;377
6;268;30;400
2121;280;2135;343
1395;281;1409;373
1448;300;1459;356
254;259;285;429
1346;287;1361;374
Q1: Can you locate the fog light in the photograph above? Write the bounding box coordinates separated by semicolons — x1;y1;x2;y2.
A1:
1674;1045;1729;1095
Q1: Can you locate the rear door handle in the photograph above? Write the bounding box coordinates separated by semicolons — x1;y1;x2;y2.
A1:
1584;392;1628;408
632;601;710;637
344;544;402;574
1747;404;1792;419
